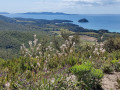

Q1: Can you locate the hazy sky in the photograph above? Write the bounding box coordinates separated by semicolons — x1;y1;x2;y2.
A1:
0;0;120;14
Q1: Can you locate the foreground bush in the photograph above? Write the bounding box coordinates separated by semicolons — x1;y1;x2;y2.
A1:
70;61;104;89
111;59;120;72
1;33;120;89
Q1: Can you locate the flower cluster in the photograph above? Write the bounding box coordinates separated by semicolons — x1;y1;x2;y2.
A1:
48;74;79;90
20;34;76;73
20;35;55;72
57;35;75;57
5;82;10;89
93;43;106;55
21;34;41;58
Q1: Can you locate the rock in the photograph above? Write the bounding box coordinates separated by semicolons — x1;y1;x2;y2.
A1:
102;72;120;90
78;18;88;23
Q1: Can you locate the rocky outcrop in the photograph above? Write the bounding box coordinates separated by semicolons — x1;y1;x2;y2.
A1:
78;18;88;23
102;72;120;90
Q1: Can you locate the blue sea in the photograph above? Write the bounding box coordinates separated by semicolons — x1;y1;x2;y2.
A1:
1;14;120;32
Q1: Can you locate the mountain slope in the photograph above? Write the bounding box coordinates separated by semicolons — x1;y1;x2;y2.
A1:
0;15;16;23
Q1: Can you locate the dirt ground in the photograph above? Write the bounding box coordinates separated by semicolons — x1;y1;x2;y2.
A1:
102;72;120;90
80;35;97;42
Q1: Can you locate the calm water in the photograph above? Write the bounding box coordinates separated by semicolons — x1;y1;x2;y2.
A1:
2;14;120;32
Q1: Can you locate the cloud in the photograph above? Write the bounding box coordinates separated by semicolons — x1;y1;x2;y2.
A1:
63;0;120;7
33;1;67;12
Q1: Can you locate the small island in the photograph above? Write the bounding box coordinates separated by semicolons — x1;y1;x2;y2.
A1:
78;18;89;23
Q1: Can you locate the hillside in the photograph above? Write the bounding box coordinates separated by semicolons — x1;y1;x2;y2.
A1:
0;14;120;59
0;14;120;90
0;12;9;14
0;15;110;33
0;15;16;23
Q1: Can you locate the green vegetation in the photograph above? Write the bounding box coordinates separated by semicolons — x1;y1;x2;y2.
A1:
0;15;120;89
104;37;120;52
0;33;120;89
70;61;103;89
117;79;120;89
0;30;53;59
111;59;120;72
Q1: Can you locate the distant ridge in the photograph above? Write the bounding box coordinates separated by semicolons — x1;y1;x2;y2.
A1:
0;15;16;23
21;12;71;15
0;12;9;14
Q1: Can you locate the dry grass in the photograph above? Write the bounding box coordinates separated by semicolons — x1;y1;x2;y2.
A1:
80;35;97;42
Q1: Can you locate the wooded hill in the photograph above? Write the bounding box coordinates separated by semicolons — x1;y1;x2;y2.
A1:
0;15;119;59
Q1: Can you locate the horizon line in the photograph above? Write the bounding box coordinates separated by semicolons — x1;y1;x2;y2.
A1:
1;12;120;15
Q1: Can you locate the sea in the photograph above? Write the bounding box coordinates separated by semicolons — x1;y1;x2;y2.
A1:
1;14;120;32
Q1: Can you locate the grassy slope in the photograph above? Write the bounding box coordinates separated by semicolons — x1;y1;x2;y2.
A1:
0;14;120;59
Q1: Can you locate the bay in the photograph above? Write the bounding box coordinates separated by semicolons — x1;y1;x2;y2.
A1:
2;14;120;32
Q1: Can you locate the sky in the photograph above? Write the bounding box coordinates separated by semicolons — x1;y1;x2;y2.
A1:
0;0;120;14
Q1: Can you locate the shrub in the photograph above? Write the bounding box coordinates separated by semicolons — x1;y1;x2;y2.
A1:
103;64;114;74
111;59;120;72
67;55;78;66
104;37;120;52
112;51;120;60
0;58;6;68
70;61;104;89
117;79;120;89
